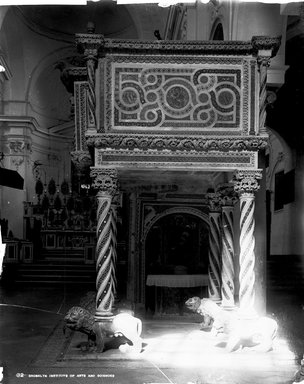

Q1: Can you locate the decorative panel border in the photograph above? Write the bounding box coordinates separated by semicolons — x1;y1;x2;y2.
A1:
95;149;257;171
102;55;256;135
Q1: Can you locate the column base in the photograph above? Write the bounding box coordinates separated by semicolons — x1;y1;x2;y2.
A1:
93;314;115;353
95;310;114;320
221;304;236;311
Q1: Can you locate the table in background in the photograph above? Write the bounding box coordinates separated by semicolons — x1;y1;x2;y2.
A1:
146;274;209;314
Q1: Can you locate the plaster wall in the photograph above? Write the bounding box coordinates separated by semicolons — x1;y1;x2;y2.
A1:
0;122;72;239
0;7;73;128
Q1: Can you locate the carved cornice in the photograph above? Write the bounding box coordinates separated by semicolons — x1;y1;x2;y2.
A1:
102;38;253;56
74;35;281;57
251;36;281;58
90;167;118;196
86;134;268;152
233;169;263;195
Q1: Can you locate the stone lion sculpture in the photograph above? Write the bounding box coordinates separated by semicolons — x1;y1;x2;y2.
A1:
185;297;278;352
63;306;142;354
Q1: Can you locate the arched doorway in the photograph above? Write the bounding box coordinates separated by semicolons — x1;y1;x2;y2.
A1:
144;211;209;314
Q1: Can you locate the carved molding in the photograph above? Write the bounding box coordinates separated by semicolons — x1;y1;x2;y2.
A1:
76;33;105;58
11;156;24;170
74;81;88;151
233;169;263;195
217;185;238;206
8;140;31;154
87;134;268;152
95;148;257;171
70;150;92;173
75;35;281;57
90;167;118;196
207;192;222;212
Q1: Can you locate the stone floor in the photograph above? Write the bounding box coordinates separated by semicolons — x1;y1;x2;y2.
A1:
0;283;303;384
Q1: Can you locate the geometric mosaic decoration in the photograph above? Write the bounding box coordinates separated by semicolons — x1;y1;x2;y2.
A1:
104;56;253;134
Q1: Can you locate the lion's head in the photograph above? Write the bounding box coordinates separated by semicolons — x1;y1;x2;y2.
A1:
185;297;201;312
64;306;95;335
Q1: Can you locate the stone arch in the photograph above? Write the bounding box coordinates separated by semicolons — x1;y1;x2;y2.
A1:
143;206;209;243
210;19;224;41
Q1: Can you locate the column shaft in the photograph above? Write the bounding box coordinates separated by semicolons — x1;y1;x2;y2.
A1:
221;205;235;308
91;167;118;319
208;211;222;302
95;193;114;317
233;170;262;313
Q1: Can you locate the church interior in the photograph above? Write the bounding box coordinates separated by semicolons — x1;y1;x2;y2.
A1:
0;1;304;383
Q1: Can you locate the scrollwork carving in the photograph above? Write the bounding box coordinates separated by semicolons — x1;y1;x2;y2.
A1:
87;134;268;152
71;150;92;173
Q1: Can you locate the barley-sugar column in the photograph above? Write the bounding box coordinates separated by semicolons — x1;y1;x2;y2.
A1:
220;187;237;309
207;191;222;303
233;170;262;314
90;168;118;320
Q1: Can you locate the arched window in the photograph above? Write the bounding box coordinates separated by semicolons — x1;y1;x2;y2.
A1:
211;22;224;41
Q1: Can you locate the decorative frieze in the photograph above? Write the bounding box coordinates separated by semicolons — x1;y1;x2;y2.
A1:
87;134;268;152
95;148;257;171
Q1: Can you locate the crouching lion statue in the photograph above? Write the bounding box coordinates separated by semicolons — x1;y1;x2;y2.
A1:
63;306;142;354
185;297;278;352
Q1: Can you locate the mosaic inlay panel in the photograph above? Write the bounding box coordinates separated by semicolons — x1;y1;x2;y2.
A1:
104;56;249;133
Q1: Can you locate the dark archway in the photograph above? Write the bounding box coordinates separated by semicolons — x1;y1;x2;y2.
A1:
145;212;209;314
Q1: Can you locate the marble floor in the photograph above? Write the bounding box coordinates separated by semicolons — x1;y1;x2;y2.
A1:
0;283;303;384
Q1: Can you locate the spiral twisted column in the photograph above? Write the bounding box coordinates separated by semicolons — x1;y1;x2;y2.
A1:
91;168;118;319
219;187;238;308
233;170;262;313
110;192;120;299
207;192;222;303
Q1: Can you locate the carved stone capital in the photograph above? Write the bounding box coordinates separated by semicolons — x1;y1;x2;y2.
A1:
217;185;238;206
70;150;92;173
90;167;118;196
233;170;262;195
207;191;222;212
251;36;281;59
76;33;105;59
